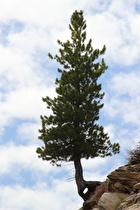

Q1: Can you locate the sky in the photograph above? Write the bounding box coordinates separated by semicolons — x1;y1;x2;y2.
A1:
0;0;140;209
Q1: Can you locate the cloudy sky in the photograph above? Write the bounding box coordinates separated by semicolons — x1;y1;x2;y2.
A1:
0;0;140;209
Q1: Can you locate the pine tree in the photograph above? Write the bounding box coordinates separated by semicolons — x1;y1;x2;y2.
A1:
36;10;120;201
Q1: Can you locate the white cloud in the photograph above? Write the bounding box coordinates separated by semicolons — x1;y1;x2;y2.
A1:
86;0;140;66
0;182;81;210
0;85;56;138
0;46;41;91
104;70;140;125
0;0;140;67
17;122;40;144
104;124;116;140
7;25;55;57
108;71;140;96
0;86;54;118
0;143;57;175
108;0;135;16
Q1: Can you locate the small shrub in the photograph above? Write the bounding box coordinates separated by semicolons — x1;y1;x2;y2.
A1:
127;142;140;164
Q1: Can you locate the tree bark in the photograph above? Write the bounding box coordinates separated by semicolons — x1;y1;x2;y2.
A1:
74;156;101;201
74;155;86;199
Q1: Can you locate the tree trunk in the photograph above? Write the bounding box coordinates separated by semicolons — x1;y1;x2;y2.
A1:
74;156;101;201
74;155;86;199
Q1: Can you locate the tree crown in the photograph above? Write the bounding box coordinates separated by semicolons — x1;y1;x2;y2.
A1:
36;10;120;166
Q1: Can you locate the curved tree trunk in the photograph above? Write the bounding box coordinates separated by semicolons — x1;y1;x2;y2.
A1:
74;156;101;201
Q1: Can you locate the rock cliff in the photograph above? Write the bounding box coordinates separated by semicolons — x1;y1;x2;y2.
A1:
79;163;140;210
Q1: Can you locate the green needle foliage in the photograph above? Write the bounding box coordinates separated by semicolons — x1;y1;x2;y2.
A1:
36;10;120;200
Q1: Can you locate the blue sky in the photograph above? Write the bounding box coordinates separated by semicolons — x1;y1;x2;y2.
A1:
0;0;140;209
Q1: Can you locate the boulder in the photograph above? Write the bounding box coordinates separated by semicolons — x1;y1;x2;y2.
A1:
97;192;128;210
107;164;140;193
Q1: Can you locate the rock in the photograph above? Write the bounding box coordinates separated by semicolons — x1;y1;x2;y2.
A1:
83;182;108;210
133;182;140;193
80;163;140;210
117;193;140;210
108;181;129;193
97;192;128;210
126;204;140;209
107;164;140;192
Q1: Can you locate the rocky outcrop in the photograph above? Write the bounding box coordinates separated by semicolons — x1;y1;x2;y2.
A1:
79;163;140;210
107;164;140;192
